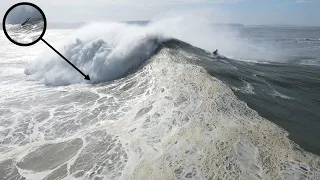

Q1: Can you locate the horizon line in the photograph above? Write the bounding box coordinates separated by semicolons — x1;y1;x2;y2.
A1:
1;22;320;28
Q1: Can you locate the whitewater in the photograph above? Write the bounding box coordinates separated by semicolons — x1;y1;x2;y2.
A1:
1;17;320;180
4;3;45;45
5;21;44;44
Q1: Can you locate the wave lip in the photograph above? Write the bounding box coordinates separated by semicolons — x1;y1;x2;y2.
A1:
25;16;245;85
25;24;162;86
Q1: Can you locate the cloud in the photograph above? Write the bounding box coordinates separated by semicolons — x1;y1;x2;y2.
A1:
2;0;318;25
0;0;239;22
293;0;320;2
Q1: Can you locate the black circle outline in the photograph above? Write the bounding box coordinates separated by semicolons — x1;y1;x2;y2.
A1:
2;2;47;46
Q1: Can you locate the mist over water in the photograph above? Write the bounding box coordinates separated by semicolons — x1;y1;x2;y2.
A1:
25;16;291;86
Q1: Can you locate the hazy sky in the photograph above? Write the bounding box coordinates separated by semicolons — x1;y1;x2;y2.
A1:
1;0;320;25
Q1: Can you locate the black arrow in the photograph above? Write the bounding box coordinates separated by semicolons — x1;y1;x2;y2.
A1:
41;38;90;80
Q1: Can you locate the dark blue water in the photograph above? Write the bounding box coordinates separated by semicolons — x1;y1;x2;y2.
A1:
165;26;320;155
211;27;320;155
239;26;320;64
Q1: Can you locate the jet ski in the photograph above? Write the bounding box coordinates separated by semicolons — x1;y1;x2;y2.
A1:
213;49;218;55
21;17;31;27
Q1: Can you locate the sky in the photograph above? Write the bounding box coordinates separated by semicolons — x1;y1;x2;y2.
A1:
1;0;320;26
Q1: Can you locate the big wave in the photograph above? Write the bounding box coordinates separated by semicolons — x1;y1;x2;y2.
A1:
25;16;268;86
3;17;320;180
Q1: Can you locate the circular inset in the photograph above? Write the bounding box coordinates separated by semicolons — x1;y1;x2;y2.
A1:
2;2;47;46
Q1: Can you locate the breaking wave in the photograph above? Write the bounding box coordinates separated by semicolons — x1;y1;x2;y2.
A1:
25;23;163;85
5;21;44;44
25;17;264;85
1;18;320;179
8;38;320;180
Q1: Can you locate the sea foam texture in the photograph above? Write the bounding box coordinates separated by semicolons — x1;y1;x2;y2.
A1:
1;17;316;179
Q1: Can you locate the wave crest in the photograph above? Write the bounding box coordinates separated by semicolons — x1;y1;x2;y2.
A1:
25;16;260;86
26;23;164;85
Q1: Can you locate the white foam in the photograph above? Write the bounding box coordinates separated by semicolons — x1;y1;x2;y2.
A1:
26;16;267;86
1;20;320;180
241;79;255;94
112;48;320;179
270;90;294;100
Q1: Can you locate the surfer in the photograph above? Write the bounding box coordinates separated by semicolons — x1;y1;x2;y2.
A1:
21;17;31;27
213;49;218;55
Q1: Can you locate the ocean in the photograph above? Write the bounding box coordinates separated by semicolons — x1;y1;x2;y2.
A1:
0;19;320;179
